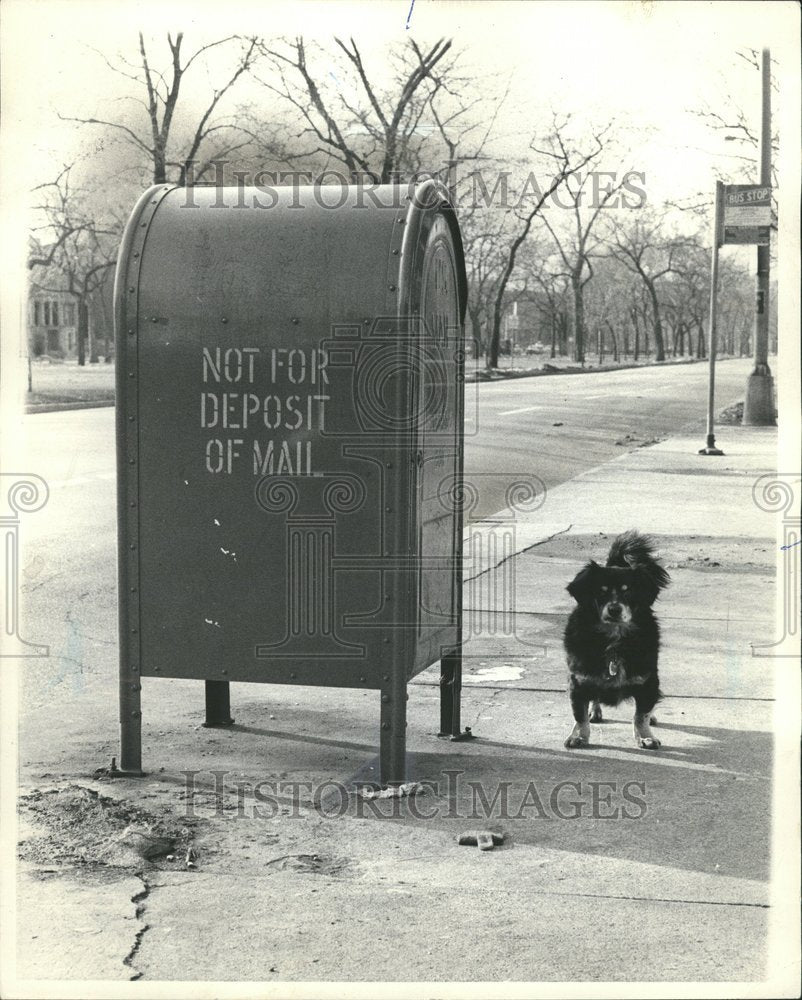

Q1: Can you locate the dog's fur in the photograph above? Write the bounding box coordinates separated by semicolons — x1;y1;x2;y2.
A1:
563;530;670;750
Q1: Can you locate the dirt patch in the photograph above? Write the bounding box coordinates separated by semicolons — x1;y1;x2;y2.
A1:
718;400;779;425
523;532;774;573
264;852;354;877
18;784;201;872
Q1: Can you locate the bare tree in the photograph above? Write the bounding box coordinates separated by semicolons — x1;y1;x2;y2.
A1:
253;36;460;182
606;212;692;362
483;119;611;369
60;33;259;184
29;166;120;365
691;48;779;228
536;134;634;363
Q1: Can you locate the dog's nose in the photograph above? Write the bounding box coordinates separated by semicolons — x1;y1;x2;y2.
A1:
607;603;622;619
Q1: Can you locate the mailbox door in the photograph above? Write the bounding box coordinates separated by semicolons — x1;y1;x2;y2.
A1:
408;211;465;671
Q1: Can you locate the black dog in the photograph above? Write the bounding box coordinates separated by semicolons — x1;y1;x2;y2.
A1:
563;530;670;750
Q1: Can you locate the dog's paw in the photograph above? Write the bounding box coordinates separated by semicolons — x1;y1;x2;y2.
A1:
564;735;589;749
590;703;603;723
636;736;661;750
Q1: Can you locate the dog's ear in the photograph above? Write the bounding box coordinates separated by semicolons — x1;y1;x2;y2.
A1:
566;561;598;603
633;568;660;606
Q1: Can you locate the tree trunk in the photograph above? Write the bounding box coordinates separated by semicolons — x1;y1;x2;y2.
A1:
572;275;585;363
696;322;705;359
550;315;556;358
468;307;482;359
77;299;88;366
89;307;99;364
646;282;665;361
606;321;619;362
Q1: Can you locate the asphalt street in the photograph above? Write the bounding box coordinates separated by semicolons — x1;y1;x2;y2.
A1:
464;357;756;519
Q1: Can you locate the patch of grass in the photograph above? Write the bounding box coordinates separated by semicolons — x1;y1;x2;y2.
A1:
26;360;116;406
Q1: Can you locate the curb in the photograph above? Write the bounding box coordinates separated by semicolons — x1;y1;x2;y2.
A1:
465;356;705;384
25;399;116;414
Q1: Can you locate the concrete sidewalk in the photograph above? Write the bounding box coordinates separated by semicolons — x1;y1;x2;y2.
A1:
13;426;796;993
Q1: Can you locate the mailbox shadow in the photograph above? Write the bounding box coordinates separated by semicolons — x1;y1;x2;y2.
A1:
230;723;375;757
175;709;771;882
379;720;773;882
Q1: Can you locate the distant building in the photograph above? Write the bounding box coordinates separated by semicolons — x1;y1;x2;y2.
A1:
27;276;114;361
28;288;78;358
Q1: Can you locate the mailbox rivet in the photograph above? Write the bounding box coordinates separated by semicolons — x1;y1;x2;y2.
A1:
383;673;390;680
291;317;299;325
385;462;392;468
360;676;366;683
384;594;391;601
392;249;399;256
290;672;297;679
133;251;140;259
130;586;137;592
131;627;138;634
140;222;147;228
221;669;228;675
128;372;135;378
128;458;136;465
381;695;390;703
128;415;135;422
154;666;160;672
221;317;228;324
129;501;136;507
128;328;134;335
129;287;135;293
150;316;159;323
131;710;141;717
388;284;396;291
381;723;390;730
363;319;370;325
132;684;141;692
131;665;138;672
129;543;136;550
385;507;392;513
396;217;405;223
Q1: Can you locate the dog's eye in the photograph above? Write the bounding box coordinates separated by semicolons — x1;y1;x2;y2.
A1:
621;584;628;591
600;586;608;593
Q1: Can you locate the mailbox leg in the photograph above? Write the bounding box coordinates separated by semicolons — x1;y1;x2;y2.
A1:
118;668;144;776
439;648;466;738
204;680;234;727
379;683;407;786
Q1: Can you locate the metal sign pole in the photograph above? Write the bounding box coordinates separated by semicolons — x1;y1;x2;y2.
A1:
743;47;776;425
700;180;725;456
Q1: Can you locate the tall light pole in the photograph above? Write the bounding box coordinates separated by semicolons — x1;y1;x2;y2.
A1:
743;48;776;425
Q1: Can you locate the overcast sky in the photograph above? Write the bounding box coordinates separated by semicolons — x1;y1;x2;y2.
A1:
1;0;799;294
3;0;798;195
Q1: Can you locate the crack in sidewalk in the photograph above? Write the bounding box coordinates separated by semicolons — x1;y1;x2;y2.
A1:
123;874;152;981
531;887;769;909
464;523;573;584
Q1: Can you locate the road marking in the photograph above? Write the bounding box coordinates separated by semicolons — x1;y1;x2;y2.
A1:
54;471;116;488
498;405;546;416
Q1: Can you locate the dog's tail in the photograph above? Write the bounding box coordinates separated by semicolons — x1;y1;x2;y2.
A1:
607;530;670;592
